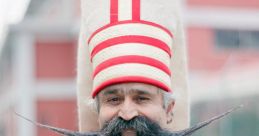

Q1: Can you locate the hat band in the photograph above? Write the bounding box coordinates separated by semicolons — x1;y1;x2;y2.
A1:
93;55;171;78
92;76;171;98
90;35;171;61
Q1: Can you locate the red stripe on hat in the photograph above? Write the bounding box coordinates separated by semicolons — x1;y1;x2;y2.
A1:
92;76;171;97
87;20;173;44
110;0;119;23
91;35;171;60
132;0;140;21
93;55;171;78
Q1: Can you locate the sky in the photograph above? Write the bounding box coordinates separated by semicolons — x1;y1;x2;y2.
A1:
0;0;30;51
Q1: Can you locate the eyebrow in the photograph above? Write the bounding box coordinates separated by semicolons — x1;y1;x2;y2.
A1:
101;88;156;96
102;89;120;96
130;88;160;97
131;89;151;95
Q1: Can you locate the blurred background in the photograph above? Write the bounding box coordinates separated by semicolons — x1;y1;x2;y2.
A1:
0;0;258;136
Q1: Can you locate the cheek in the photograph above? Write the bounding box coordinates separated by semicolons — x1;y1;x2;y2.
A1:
140;105;167;125
98;106;118;128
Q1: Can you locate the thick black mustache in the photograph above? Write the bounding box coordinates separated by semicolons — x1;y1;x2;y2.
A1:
15;105;242;136
100;116;172;136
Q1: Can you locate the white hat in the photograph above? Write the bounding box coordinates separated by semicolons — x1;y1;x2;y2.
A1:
77;0;190;131
89;21;173;97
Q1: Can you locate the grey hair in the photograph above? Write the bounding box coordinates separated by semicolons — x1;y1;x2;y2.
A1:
161;89;175;108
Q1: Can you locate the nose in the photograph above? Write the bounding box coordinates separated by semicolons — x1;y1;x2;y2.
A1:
118;98;139;121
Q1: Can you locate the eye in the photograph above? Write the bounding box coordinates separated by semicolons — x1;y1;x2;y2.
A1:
106;96;122;105
135;96;150;103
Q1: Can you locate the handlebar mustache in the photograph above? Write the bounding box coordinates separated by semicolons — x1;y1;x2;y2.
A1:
15;105;242;136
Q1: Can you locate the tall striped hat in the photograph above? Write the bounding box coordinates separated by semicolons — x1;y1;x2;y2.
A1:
88;0;173;97
78;0;189;131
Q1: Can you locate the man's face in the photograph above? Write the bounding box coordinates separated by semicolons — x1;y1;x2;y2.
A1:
97;83;173;135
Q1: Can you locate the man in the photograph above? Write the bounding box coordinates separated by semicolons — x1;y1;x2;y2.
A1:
77;0;189;135
16;0;241;135
95;83;175;135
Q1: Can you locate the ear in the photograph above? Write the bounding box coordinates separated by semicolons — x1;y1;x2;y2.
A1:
166;101;175;124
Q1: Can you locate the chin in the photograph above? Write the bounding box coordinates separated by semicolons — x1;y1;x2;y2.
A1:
122;129;136;136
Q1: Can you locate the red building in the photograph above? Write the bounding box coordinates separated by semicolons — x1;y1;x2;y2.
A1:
184;0;259;102
185;0;259;135
0;0;258;136
0;0;80;136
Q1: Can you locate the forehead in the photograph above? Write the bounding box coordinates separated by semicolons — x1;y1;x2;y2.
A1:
99;83;160;95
